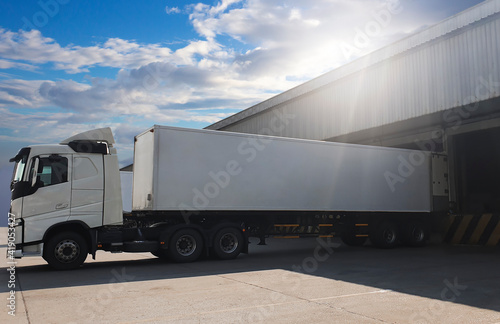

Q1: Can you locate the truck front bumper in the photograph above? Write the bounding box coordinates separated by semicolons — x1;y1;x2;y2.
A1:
8;243;44;258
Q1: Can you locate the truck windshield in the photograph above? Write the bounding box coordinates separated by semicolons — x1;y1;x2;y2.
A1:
10;147;31;186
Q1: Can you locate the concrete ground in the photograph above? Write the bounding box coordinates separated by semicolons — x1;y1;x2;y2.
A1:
1;228;500;324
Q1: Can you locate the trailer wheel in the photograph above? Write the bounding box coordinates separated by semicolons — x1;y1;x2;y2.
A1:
43;232;88;270
402;221;428;247
212;228;243;260
370;221;399;249
341;234;367;247
168;229;203;262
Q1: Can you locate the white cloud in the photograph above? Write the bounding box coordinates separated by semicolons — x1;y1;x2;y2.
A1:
0;59;37;71
0;107;79;142
187;0;428;80
173;39;224;65
165;6;181;14
0;79;49;107
0;29;173;73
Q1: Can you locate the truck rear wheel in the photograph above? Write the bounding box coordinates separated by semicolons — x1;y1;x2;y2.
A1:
43;231;88;270
370;221;399;249
212;228;243;260
401;221;428;247
168;229;203;262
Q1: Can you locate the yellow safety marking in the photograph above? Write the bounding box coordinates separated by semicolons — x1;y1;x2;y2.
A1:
274;235;300;239
274;224;299;227
355;224;369;227
469;214;492;244
319;235;334;238
355;234;369;237
444;215;457;235
486;220;500;246
451;215;474;244
319;224;333;227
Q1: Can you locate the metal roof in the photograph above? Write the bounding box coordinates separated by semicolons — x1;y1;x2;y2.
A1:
206;0;500;141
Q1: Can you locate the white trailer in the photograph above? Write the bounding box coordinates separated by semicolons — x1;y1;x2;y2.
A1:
133;126;443;213
8;125;449;270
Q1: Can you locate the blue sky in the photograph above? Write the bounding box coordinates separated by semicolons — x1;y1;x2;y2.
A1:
0;0;486;222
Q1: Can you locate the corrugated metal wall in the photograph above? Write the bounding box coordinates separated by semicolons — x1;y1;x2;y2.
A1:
207;0;500;141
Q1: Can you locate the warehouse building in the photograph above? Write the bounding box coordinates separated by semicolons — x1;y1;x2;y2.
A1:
207;0;500;244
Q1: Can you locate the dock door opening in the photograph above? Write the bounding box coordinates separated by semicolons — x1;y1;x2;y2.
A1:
452;127;500;214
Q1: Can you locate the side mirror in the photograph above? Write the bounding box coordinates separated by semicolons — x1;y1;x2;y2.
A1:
31;158;39;188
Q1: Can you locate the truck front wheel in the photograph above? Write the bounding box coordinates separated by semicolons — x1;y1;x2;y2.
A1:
43;232;88;270
168;229;203;262
212;228;243;260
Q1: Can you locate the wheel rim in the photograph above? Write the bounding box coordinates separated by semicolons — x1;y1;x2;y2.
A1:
219;233;238;254
411;227;425;242
382;229;396;244
54;239;80;263
176;235;196;256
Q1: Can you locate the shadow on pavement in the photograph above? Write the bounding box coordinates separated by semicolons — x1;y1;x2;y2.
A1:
4;237;500;313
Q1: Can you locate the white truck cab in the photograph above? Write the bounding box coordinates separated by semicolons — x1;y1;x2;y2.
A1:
9;128;123;260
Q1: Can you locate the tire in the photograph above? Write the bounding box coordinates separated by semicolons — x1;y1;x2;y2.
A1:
168;229;203;263
341;234;367;247
401;221;428;247
370;221;399;249
212;227;244;260
43;231;88;270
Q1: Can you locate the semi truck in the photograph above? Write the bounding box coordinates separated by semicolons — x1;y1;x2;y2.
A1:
8;125;449;270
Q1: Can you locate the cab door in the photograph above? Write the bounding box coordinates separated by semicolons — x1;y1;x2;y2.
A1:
69;154;104;228
22;154;72;244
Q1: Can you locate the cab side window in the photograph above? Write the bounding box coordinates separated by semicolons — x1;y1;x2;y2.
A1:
31;156;68;187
